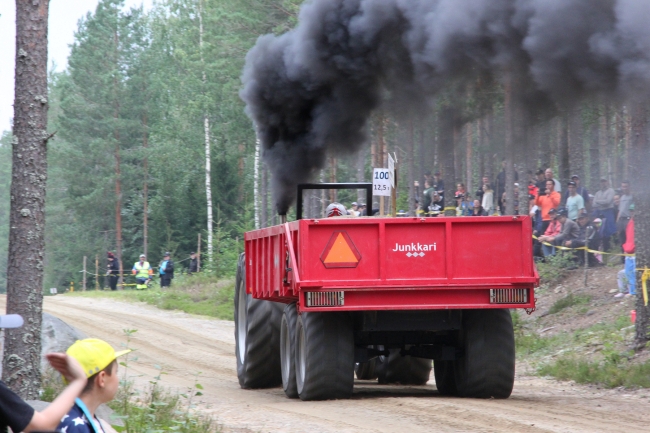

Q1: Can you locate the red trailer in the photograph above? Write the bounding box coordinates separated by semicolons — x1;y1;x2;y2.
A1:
235;183;538;401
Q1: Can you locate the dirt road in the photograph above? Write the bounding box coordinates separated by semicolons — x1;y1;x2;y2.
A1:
26;295;650;432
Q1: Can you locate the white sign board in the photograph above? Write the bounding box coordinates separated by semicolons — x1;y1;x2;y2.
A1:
49;288;57;295
373;168;392;196
387;154;395;188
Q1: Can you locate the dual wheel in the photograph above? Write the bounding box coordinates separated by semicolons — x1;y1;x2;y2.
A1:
433;309;515;399
281;303;354;400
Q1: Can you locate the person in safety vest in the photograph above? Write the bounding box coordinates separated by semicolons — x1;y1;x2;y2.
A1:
132;254;153;290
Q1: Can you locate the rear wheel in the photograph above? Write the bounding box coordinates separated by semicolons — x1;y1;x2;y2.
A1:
234;253;283;389
376;349;431;385
433;360;457;396
296;312;354;401
281;303;299;398
454;309;515;398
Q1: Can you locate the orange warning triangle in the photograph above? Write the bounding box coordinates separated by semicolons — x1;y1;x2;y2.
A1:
323;233;359;264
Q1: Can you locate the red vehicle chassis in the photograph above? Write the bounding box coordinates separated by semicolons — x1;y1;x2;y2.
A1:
244;215;538;313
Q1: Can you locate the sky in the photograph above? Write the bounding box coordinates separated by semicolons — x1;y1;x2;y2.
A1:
0;0;153;134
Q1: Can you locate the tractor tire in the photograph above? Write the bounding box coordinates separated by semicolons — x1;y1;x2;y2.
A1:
355;359;378;380
281;303;299;398
295;312;354;401
376;349;431;385
234;253;283;389
433;360;458;396
453;309;515;399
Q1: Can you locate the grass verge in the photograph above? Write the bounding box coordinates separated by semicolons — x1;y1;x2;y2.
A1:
66;273;234;320
548;293;592;315
538;357;650;388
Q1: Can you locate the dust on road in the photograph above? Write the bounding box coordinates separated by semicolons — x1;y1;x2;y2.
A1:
17;295;650;432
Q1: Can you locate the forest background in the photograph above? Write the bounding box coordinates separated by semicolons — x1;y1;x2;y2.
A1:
0;0;647;293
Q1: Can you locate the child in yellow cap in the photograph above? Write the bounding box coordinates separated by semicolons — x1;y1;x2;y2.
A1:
57;339;131;433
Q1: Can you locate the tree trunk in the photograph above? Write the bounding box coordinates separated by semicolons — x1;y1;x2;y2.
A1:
142;111;148;257
439;108;455;196
465;123;473;198
407;120;416;215
568;106;583;181
631;102;650;348
261;166;268;228
199;0;213;260
559;111;570;187
599;105;609;183
3;0;50;398
356;144;366;203
589;112;600;190
504;73;515;216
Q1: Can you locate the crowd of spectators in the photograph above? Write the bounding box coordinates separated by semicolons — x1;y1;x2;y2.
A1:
412;168;635;288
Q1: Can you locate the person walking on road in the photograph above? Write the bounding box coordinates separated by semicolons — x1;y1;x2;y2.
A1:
106;252;120;291
132;254;153;290
159;252;174;288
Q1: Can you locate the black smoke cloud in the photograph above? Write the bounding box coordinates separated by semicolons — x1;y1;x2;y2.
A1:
240;0;650;215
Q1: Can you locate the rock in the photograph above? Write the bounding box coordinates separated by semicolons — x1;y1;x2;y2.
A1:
0;313;86;377
40;312;87;370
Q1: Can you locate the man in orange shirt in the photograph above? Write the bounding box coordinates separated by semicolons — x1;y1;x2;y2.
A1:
535;179;561;235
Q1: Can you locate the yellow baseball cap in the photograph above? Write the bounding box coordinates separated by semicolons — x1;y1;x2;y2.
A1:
66;338;131;378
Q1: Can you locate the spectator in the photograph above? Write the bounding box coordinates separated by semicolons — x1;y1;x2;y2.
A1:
132;254;153;290
503;183;521;215
565;210;601;267
432;171;445;209
616;180;633;247
537;208;563;257
417;179;434;216
481;184;494;215
535;179;561;235
592;177;616;252
565;181;585;220
571;175;590;210
0;314;87;433
471;200;485;216
106;252;120;291
475;175;490;203
159;252;174;288
455;184;472;216
348;202;360;216
57;339;131;433
545;168;561;193
540;207;579;257
495;159;519;212
188;252;198;274
534;169;547;193
615;204;636;298
359;203;367;216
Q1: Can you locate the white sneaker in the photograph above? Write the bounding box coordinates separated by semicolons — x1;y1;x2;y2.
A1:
614;293;625;298
625;293;634;298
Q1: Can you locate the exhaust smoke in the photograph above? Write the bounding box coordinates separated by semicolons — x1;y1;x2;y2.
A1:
240;0;650;215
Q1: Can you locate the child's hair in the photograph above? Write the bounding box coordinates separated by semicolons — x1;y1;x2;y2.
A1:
82;359;116;394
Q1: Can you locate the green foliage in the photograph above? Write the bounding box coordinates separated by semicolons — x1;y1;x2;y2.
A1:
538;357;650;389
548;293;592;315
111;329;219;433
69;273;235;320
536;252;577;287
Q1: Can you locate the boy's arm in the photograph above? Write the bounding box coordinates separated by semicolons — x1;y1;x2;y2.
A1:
25;353;86;432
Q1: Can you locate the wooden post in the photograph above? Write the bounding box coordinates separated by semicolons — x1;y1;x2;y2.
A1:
83;256;87;291
95;255;99;291
197;233;202;272
391;155;398;217
379;196;385;217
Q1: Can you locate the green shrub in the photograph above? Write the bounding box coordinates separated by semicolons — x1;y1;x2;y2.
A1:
548;294;591;315
536;252;576;286
539;356;650;389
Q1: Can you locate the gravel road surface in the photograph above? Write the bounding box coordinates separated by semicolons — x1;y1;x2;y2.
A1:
21;295;650;432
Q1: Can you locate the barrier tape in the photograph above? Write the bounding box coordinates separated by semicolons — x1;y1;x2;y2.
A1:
642;268;650;307
532;234;634;257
